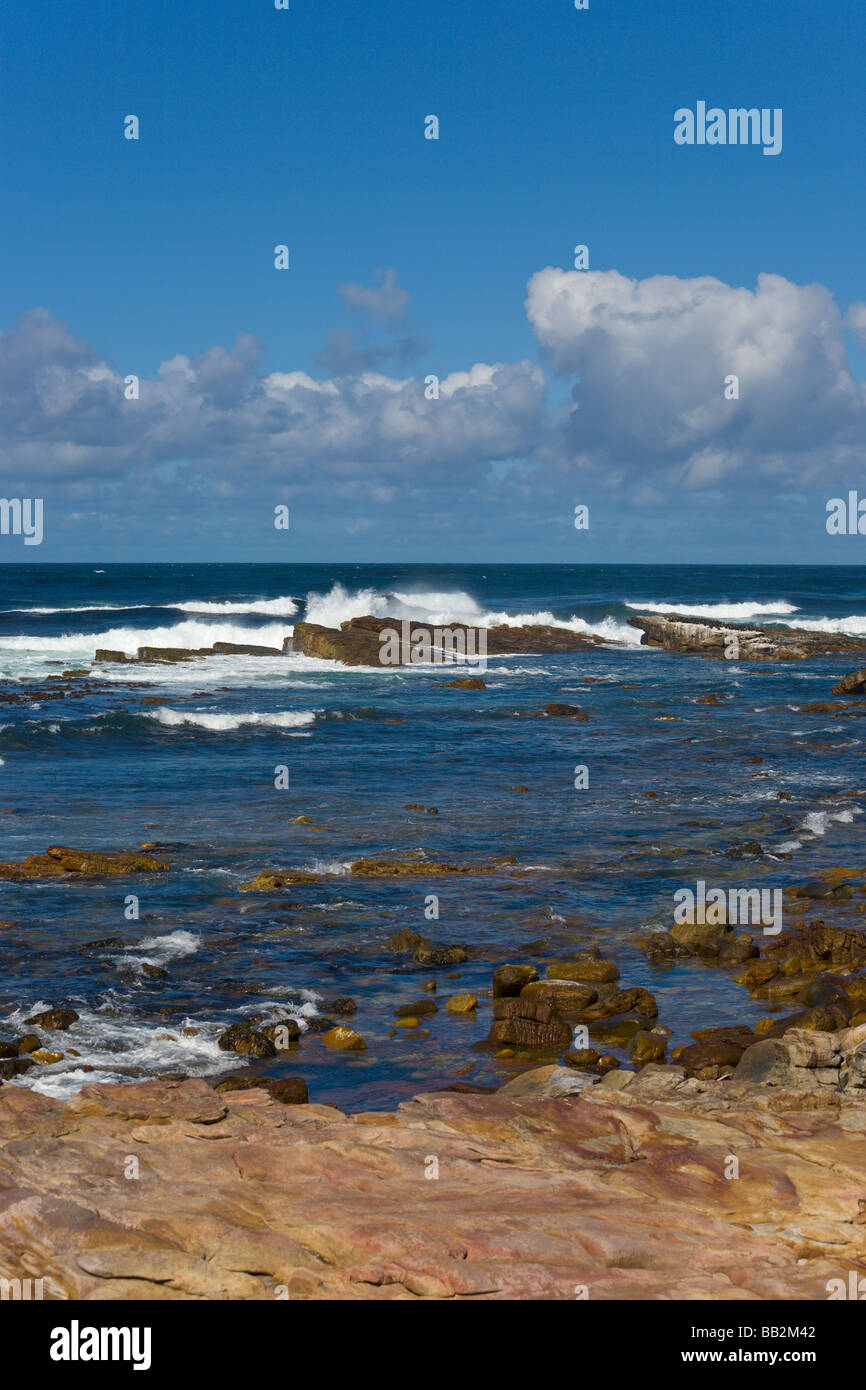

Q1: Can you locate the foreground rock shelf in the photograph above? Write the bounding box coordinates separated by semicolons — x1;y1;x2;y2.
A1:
0;1071;864;1300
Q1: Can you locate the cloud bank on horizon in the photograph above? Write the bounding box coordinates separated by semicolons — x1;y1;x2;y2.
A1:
3;265;865;558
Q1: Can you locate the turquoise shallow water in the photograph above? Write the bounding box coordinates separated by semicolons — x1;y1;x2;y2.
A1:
0;562;864;1105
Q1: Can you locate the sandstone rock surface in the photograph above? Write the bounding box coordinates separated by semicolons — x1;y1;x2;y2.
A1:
0;1076;864;1299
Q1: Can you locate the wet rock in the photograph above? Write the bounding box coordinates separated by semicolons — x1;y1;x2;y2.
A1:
446;994;477;1013
690;1025;757;1048
385;929;427;953
31;1050;63;1065
546;955;619;984
832;667;866;695
260;1020;301;1048
303;1016;335;1035
630;1031;668;1067
796;881;854;901
563;1048;601;1068
141;963;168;981
0;846;169;882
488;997;572;1050
492;964;539;998
582;987;658;1022
136;646;206;663
212;1075;274;1093
395;999;438;1018
670;916;732;956
638;933;692;965
733;959;780;992
267;1077;309;1105
519;980;598;1014
674;1039;747;1076
94;649;134;663
24;1007;79;1031
717;935;759;967
216;1022;276;1058
438;678;486;690
239;870;322;891
322;1026;366;1051
588;1014;650;1045
765;921;866;971
794;1005;849;1033
0;1057;34;1079
413;943;470;967
353;858;474;878
726;840;763;858
15;1034;41;1055
795;975;851;1010
544;703;588;719
210;642;283;657
327;998;357;1016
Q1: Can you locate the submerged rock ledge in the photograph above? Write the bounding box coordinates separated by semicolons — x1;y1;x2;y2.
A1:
0;1070;863;1300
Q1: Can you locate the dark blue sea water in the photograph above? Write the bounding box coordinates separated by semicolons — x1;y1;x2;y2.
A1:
1;563;864;1107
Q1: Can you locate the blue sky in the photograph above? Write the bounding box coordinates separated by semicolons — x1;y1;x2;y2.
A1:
1;0;865;562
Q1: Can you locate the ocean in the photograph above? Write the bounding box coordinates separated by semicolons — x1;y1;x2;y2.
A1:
1;562;864;1108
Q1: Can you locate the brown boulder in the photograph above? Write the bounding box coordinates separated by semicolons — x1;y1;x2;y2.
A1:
544;703;588;719
492;963;539;997
217;1022;276;1057
582;987;658;1022
630;1031;668;1067
546;956;619;984
488;997;572;1050
832;667;866;695
23;1008;79;1031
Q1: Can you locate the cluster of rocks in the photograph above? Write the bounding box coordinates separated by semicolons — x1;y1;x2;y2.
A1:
94;641;284;664
0;1007;80;1079
628;611;866;662
0;844;169;882
239;855;521;892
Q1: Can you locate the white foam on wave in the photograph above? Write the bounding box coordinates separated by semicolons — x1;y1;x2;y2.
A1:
144;707;317;731
119;928;202;966
801;806;861;837
1;997;244;1100
3;595;298;618
626;600;799;620
2;604;152;615
778;614;866;637
173;596;298;616
303;583;643;646
0;618;295;679
307;858;353;875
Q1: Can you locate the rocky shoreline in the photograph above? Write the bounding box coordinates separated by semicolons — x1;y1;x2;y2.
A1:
628;611;866;661
1;1060;865;1299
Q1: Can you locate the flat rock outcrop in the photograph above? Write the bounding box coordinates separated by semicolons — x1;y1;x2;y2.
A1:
289;616;609;667
628;612;866;661
0;1075;863;1299
0;845;170;882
